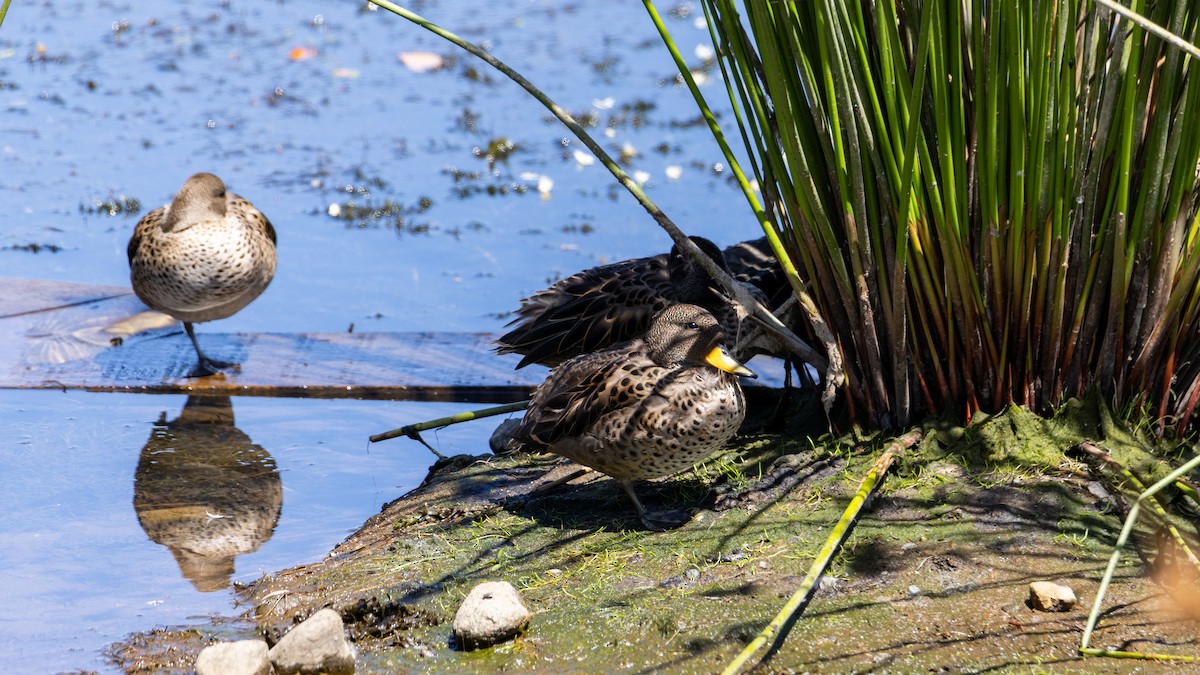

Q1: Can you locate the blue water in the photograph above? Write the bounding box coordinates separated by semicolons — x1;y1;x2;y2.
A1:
0;0;753;335
0;0;758;671
0;389;490;672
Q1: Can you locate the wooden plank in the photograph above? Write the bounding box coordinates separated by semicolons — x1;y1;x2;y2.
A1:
85;330;544;401
0;277;133;319
0;277;543;401
0;277;785;400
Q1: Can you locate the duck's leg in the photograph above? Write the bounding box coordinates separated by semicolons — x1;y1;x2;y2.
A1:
620;480;691;531
766;357;796;429
183;321;237;377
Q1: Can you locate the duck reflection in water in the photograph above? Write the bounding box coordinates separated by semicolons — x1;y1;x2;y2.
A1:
133;395;281;592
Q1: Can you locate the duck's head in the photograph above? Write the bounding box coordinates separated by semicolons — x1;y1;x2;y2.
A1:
162;172;228;232
645;303;756;378
668;236;732;305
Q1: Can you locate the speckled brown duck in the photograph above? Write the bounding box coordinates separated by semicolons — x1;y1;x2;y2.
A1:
495;236;790;369
508;303;756;530
127;173;277;377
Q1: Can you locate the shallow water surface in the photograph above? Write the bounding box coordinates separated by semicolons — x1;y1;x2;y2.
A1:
0;0;757;670
1;0;751;336
0;388;492;671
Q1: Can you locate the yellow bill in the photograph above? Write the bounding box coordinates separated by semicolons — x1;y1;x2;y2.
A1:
705;345;757;378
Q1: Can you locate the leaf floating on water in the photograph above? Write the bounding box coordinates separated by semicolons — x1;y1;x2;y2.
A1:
289;46;317;62
332;68;360;79
398;51;444;73
572;150;595;167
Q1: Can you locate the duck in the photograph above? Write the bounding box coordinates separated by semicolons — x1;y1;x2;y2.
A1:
495;236;792;369
508;303;757;529
127;172;277;377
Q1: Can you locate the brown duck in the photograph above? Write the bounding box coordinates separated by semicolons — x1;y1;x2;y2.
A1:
509;303;756;529
495;236;790;369
127;173;277;377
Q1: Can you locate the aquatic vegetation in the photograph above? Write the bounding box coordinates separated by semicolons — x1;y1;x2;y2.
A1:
80;193;142;217
677;0;1200;437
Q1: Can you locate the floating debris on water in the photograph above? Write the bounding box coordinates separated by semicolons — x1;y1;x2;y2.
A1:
473;137;519;170
81;194;142;217
443;167;533;199
288;46;318;62
4;242;63;253
398;51;445;73
572;150;595;167
325;196;435;235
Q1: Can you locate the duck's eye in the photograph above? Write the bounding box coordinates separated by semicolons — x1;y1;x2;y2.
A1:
686;321;699;329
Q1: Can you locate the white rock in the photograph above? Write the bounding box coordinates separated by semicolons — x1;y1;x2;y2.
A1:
195;640;271;675
1029;581;1077;612
268;608;356;674
453;581;531;650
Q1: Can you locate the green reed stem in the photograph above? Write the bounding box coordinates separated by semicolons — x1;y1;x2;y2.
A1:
1080;451;1200;658
642;0;842;408
369;400;530;447
721;430;920;673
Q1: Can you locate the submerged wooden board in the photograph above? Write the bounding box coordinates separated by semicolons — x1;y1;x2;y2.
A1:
1;278;785;399
0;277;543;401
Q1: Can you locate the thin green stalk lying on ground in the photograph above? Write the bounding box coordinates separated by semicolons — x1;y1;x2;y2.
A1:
721;430;921;674
370;1;827;375
1080;451;1200;662
370;401;530;457
1076;442;1200;571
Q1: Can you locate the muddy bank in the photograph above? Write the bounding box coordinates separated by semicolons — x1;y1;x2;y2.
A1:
110;392;1200;672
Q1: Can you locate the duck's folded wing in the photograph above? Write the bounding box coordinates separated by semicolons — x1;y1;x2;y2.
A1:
522;352;659;445
496;255;672;367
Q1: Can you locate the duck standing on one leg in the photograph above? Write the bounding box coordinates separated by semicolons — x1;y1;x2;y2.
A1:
508;303;757;530
127;173;277;377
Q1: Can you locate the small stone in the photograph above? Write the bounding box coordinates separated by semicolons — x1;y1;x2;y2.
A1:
1029;581;1077;612
907;585;921;596
268;608;356;674
195;640;271;675
453;581;531;650
684;568;700;582
818;576;840;592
